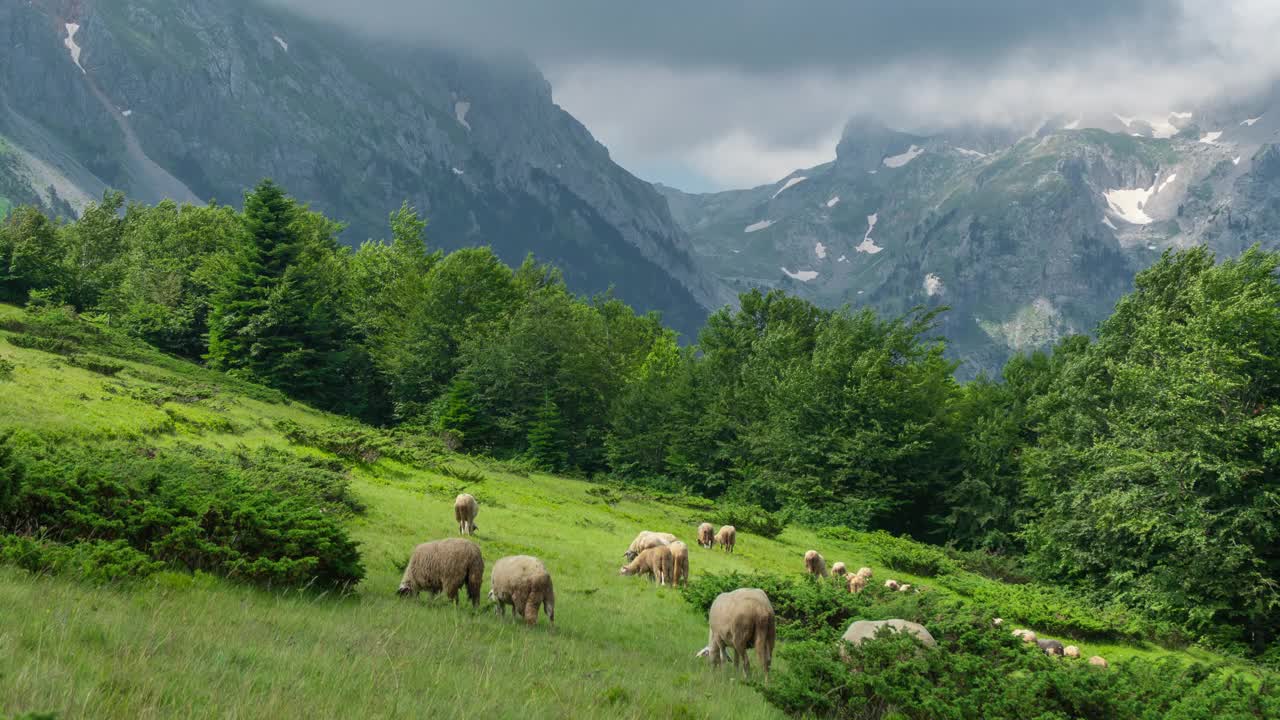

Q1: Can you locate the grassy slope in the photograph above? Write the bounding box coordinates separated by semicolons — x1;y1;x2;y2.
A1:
0;303;1259;718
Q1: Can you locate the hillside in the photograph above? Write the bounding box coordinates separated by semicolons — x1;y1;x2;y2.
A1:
0;301;1270;719
663;98;1280;374
0;0;719;337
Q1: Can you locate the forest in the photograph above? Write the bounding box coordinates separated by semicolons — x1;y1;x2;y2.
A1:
1;179;1277;668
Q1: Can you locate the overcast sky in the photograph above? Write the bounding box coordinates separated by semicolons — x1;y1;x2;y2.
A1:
268;0;1280;191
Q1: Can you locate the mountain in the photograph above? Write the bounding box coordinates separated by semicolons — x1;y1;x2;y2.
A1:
662;99;1280;374
0;0;718;337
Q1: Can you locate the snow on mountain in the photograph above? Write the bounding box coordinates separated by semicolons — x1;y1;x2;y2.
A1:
744;220;775;233
883;145;924;168
771;176;807;199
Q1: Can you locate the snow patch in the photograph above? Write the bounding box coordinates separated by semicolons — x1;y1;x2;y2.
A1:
451;167;464;175
781;267;819;282
814;242;827;260
454;100;471;131
273;35;288;52
771;176;807;199
1242;116;1262;127
1233;156;1242;166
955;147;987;158
1147;244;1158;250
1102;216;1117;230
883;145;924;168
1199;131;1223;144
1170;111;1193;119
856;212;883;254
837;255;848;263
1157;173;1177;193
826;195;840;208
1103;181;1158;225
1063;118;1081;130
64;23;85;74
924;274;943;296
121;109;132;117
744;219;774;233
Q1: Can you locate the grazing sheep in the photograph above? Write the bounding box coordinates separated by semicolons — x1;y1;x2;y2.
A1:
1012;629;1037;644
884;579;900;591
620;545;675;585
804;550;828;578
1037;638;1065;656
624;531;678;561
488;555;555;626
856;567;873;579
847;574;867;594
697;523;716;549
715;525;737;553
670;541;690;587
398;538;484;607
454;493;479;535
831;562;848;577
840;619;936;658
898;583;912;593
992;618;1004;627
1088;655;1109;668
702;588;776;681
1064;645;1081;658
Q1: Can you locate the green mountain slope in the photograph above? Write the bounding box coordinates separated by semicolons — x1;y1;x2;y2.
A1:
0;302;1265;718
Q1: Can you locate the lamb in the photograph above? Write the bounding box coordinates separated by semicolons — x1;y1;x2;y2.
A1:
488;555;555;626
1037;638;1065;656
831;562;848;577
804;550;828;577
620;545;675;585
898;583;912;593
992;618;1004;627
714;525;736;553
847;573;867;594
669;541;690;587
884;579;900;591
1012;629;1037;643
397;538;484;607
856;567;873;579
624;531;678;561
1088;655;1109;668
840;619;936;658
454;493;479;535
697;522;715;549
700;588;776;681
1064;645;1081;658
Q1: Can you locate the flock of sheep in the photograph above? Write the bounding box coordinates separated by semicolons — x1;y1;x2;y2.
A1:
395;493;1108;681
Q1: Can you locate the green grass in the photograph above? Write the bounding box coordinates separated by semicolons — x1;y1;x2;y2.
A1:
0;303;1268;718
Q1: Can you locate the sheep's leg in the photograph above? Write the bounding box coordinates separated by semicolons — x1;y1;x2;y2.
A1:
709;637;723;670
523;599;540;626
736;640;750;679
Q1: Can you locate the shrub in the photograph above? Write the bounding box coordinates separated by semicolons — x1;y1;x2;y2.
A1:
0;354;12;380
865;531;958;577
0;535;163;583
6;333;77;355
711;503;788;539
65;353;125;376
943;547;1032;585
0;434;364;589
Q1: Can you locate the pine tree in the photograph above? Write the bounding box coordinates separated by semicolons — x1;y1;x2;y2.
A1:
526;393;568;471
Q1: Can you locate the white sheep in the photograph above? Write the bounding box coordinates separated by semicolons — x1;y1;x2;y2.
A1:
488;555;555;626
700;588;775;681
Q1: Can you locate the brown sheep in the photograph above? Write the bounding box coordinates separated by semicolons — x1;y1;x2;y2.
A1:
488;555;555;626
804;550;828;578
669;541;690;587
454;493;479;535
847;574;868;594
697;522;716;549
1064;645;1081;658
700;588;776;681
398;538;484;607
1088;655;1109;668
624;531;678;561
884;579;900;591
620;545;675;585
714;525;736;553
1037;638;1065;656
856;567;873;579
831;562;848;577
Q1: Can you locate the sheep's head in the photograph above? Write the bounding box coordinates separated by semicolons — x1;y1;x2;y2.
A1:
695;647;711;659
397;583;414;598
619;565;633;576
623;550;639;561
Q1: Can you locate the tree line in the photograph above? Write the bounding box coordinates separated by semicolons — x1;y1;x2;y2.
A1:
1;180;1275;659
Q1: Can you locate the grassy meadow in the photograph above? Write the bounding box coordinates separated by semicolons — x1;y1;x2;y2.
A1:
0;302;1267;719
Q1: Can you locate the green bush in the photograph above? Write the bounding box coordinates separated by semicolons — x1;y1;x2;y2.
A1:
6;333;77;355
0;354;13;380
0;434;364;589
865;531;958;577
65;353;125;376
711;503;788;539
0;536;163;583
943;546;1032;584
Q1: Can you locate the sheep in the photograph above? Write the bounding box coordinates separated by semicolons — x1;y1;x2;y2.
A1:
884;579;900;591
840;619;936;658
397;538;484;607
831;562;848;577
856;567;873;579
620;545;675;585
454;493;479;535
714;525;736;553
624;531;678;561
488;555;555;626
847;573;868;594
697;522;716;549
1012;629;1037;644
1088;655;1109;668
1064;645;1081;658
898;583;913;593
1037;638;1065;656
992;617;1004;627
804;550;828;578
701;588;775;681
669;541;690;587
